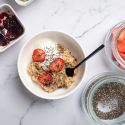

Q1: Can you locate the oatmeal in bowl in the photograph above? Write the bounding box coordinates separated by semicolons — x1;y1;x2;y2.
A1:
18;31;85;99
28;39;78;92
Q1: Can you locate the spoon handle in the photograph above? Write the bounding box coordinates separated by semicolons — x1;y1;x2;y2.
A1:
74;44;105;69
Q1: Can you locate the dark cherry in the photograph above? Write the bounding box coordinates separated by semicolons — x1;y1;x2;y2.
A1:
0;12;9;20
0;39;9;46
0;12;24;46
3;15;24;41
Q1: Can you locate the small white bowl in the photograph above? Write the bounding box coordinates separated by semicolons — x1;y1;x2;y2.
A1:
0;4;25;52
18;31;86;100
15;0;34;6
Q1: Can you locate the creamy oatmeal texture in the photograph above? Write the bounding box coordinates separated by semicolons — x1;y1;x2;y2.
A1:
28;39;77;92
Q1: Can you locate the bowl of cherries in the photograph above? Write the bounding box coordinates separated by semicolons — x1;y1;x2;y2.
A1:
0;4;25;52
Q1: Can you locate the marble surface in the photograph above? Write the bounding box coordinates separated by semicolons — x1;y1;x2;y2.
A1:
0;0;125;125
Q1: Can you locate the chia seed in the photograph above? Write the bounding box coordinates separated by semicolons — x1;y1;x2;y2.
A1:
93;82;125;120
42;44;60;71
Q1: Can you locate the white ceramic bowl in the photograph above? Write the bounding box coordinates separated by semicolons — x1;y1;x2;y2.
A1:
18;31;86;100
0;4;25;52
15;0;34;6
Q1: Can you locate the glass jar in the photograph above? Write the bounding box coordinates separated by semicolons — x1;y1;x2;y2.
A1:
81;72;125;125
104;21;125;73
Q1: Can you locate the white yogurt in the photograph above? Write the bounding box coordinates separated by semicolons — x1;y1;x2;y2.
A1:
36;38;60;71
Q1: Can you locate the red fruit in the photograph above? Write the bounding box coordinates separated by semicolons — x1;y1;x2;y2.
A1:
118;29;125;41
37;73;53;85
119;52;125;61
3;15;24;40
0;12;8;20
0;33;9;46
5;31;14;39
32;49;45;62
117;41;125;53
49;58;64;72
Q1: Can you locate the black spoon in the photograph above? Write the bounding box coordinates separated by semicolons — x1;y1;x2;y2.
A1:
65;44;105;77
0;32;5;39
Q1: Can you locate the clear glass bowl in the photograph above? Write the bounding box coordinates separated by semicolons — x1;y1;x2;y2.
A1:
81;72;125;125
104;21;125;74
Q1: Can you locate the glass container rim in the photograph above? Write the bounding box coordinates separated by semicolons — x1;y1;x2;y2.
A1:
104;21;125;73
81;72;125;125
112;22;125;68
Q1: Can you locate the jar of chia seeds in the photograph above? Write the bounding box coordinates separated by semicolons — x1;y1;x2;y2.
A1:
81;72;125;125
104;21;125;73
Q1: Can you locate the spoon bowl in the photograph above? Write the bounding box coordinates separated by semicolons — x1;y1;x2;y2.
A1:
65;68;75;77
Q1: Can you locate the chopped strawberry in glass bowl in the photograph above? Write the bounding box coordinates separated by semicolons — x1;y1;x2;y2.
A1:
104;21;125;73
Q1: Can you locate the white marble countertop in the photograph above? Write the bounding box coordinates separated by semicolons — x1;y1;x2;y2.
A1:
0;0;125;125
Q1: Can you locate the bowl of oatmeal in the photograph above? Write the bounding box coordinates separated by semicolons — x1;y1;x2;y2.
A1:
18;31;86;99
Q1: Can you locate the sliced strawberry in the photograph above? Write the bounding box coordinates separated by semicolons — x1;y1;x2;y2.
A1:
49;58;64;72
37;73;53;85
118;29;125;41
32;49;45;62
119;52;125;61
117;41;125;53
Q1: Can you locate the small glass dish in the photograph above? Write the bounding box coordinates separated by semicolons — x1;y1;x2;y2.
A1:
104;21;125;74
81;72;125;125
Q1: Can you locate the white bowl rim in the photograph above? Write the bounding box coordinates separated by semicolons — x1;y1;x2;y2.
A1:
18;30;86;100
15;0;34;6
